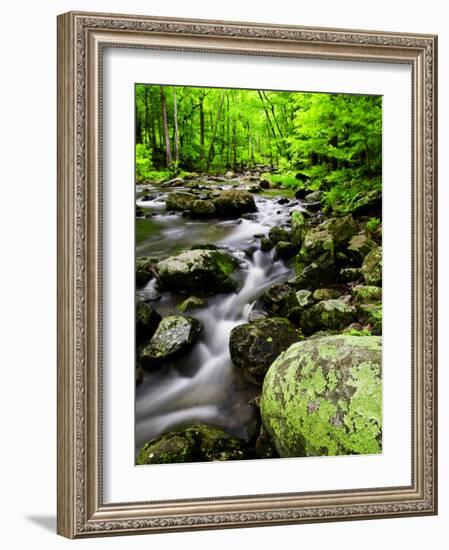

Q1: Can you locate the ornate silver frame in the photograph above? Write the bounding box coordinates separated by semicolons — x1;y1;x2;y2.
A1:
57;11;438;538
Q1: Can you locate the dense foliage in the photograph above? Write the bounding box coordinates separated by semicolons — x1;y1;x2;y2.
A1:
135;85;382;212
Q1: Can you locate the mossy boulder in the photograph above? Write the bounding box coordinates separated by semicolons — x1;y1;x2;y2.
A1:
189;199;216;218
140;315;202;367
339;267;363;283
300;299;355;336
261;282;296;315
357;304;382;335
347;232;377;264
284;289;315;322
137;424;253;464
136;256;158;287
293;262;337;290
260;237;274;252
352;285;382;304
165;191;196;211
178;296;207;312
296;227;334;271
136;298;161;345
291;210;307;247
214;189;257;218
274;241;298;260
313;288;341;301
157;249;237;293
323;215;358;248
260;335;382;457
268;226;291;244
229;317;301;385
304;190;323;202
362;247;382;286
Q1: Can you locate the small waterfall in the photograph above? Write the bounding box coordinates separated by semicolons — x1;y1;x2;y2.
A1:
135;186;300;453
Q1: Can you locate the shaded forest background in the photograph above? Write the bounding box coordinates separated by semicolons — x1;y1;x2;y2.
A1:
135;85;382;213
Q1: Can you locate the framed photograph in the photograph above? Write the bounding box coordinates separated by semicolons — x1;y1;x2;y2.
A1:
57;11;438;538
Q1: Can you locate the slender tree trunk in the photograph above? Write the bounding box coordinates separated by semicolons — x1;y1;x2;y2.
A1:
206;92;226;172
258;91;282;157
173;88;179;163
135;102;142;144
199;94;205;164
160;86;172;167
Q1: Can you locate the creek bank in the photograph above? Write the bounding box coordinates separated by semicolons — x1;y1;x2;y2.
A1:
135;170;383;463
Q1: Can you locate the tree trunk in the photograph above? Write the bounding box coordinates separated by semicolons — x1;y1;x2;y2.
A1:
173;88;180;163
160;86;172;167
206;92;226;172
199;94;205;163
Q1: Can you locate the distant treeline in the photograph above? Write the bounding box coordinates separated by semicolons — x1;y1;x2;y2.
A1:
135;84;381;196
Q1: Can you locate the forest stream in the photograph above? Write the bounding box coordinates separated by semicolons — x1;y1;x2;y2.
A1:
135;176;303;455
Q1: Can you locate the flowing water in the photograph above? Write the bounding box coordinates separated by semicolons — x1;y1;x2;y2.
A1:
135;182;306;455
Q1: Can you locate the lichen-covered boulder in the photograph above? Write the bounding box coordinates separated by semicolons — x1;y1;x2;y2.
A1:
260;335;382;457
137;424;253;464
323;215;358;248
165;191;196;211
136;298;161;345
177;295;207;312
189;199;216;218
352;285;382;304
136;256;158;287
300;299;355;336
291;210;307;247
347;232;377;264
268;226;291;244
140;315;202;367
362;247;382;286
229;317;301;385
157;249;237;293
214;189;257;218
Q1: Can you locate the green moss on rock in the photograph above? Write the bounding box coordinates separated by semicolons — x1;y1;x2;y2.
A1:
300;299;356;336
260;335;382;457
362;247;382;286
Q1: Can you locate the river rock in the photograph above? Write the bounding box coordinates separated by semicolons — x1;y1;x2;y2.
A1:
356;303;382;335
139;315;202;367
137;424;253;464
291;210;306;246
347;232;377;264
294;262;337;289
339;267;363;283
284;289;315;323
229;317;300;385
300;299;355;336
268;226;291;244
178;296;207;312
189;199;216;218
323;215;358;248
274;241;298;260
313;288;341;301
260;237;274;252
261;282;296;315
362;247;382;286
352;285;382;304
165;191;196;211
136;256;158;287
260;335;382;457
214;189;257;218
296;226;335;271
304;190;323;202
136;298;161;345
157;249;237;293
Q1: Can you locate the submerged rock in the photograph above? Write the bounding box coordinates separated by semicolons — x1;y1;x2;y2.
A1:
362;247;382;286
300;299;355;336
137;424;253;464
157;249;237;293
139;315;202;367
214;189;257;218
229;317;301;385
260;335;382;457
